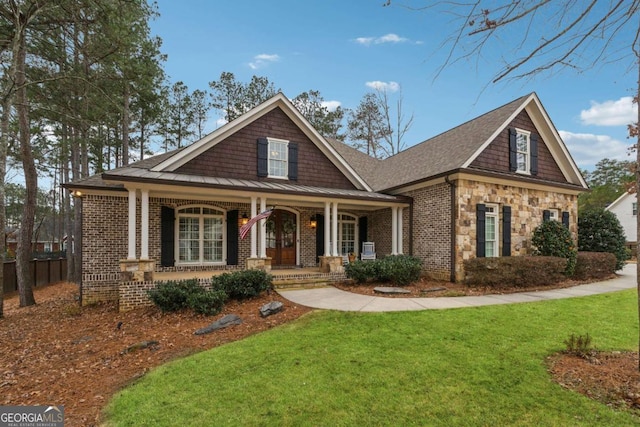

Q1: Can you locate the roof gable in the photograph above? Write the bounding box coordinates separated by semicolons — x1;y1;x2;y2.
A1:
369;93;587;192
151;93;372;191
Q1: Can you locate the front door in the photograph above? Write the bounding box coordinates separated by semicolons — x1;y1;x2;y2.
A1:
266;209;297;266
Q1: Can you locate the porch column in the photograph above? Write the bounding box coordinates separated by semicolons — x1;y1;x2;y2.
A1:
324;201;331;256
140;189;149;259
250;196;257;258
127;189;137;260
397;207;404;255
391;207;398;255
259;198;267;258
332;202;338;256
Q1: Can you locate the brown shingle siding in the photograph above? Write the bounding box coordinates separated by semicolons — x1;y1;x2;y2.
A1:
470;109;566;183
176;108;356;189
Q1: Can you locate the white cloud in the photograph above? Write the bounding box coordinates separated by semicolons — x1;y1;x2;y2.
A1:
559;130;632;170
354;33;408;46
365;81;400;93
580;96;637;126
248;53;280;70
321;100;341;112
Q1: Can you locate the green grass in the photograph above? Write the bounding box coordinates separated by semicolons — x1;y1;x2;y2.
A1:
105;290;640;426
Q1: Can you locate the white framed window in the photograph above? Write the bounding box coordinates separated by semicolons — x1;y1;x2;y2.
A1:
515;128;530;174
549;209;559;221
268;138;288;179
338;214;357;255
485;204;499;257
176;206;225;264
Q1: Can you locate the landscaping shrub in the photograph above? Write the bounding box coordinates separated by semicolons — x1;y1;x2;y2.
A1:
212;269;272;300
578;209;629;271
573;252;617;280
345;255;422;286
379;255;422;286
532;220;577;276
187;289;228;316
563;333;594;359
345;260;374;283
147;279;203;312
464;256;567;287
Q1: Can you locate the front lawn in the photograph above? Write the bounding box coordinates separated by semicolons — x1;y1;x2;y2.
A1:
105;290;639;426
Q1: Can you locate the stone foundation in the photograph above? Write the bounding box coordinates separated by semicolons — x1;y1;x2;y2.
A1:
246;257;272;272
119;259;155;281
319;256;345;273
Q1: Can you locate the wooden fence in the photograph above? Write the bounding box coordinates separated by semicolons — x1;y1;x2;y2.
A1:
2;258;68;294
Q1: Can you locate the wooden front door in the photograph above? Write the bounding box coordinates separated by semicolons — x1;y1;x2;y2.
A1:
265;210;297;266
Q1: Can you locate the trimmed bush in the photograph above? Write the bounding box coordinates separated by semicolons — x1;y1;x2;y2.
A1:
212;269;272;300
379;255;422;286
345;255;422;286
187;289;228;316
578;209;629;271
147;279;203;312
464;256;567;287
573;252;617;280
532;220;577;276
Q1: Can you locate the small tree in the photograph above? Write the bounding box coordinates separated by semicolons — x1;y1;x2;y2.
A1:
532;220;577;276
578;209;629;271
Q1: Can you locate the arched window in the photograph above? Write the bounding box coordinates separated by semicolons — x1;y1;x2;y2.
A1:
176;206;225;264
338;213;357;255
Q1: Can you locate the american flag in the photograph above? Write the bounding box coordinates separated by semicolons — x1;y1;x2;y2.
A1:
239;208;274;240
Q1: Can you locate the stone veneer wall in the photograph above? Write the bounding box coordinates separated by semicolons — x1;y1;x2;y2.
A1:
454;178;578;281
402;183;452;280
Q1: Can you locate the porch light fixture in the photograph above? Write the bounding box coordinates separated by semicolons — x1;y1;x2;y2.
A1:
71;190;83;198
309;215;317;229
241;212;249;226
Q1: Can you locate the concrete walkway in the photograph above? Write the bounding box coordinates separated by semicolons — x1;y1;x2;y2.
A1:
277;263;637;312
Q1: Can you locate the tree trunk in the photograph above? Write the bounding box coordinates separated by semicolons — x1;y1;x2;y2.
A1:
122;83;130;165
15;32;36;307
0;90;11;317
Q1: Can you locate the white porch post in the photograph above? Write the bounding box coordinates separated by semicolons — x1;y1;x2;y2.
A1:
140;189;149;259
397;207;404;255
127;189;137;260
250;196;257;258
324;201;331;256
259;198;267;258
332;202;338;256
391;207;398;255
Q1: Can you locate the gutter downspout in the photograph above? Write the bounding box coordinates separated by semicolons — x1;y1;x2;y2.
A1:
444;175;456;283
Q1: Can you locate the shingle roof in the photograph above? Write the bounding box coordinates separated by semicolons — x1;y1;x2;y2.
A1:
368;94;530;191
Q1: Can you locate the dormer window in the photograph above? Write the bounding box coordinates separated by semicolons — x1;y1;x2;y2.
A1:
268;138;288;178
515;129;530;174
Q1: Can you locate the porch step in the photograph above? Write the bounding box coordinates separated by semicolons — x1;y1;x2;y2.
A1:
272;277;333;290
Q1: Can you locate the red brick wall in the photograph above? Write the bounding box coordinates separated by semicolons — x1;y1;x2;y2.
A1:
176;107;356;189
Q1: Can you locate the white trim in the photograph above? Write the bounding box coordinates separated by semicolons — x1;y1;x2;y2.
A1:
514;128;531;175
267;137;289;179
336;212;358;256
461;93;587;189
151;93;373;191
250;196;257;258
140;189;149;259
485;203;499;258
397;207;403;255
127;189;137;260
174;205;227;266
332;202;338;256
324;202;331;256
260;198;267;258
391;207;398;255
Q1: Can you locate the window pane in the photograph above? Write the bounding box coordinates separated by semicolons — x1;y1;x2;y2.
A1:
268;140;288;177
179;217;199;262
516;134;528;152
203;217;223;262
340;221;355;255
485;214;497;258
517;153;527;171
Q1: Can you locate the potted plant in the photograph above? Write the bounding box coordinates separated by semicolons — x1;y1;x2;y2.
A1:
348;252;356;263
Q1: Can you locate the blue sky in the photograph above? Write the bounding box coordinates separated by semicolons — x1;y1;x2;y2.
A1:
149;0;638;172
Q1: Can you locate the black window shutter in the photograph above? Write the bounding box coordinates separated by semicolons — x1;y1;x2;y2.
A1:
509;128;517;172
226;210;239;265
502;205;511;257
562;211;570;228
160;206;175;267
315;214;324;263
359;216;368;251
288;142;298;180
257;138;268;177
543;210;550;222
530;133;539;175
476;204;486;258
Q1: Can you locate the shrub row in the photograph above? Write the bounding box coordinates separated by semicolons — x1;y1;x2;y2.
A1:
345;255;422;286
572;252;617;280
147;270;272;315
464;252;619;288
463;256;567;287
